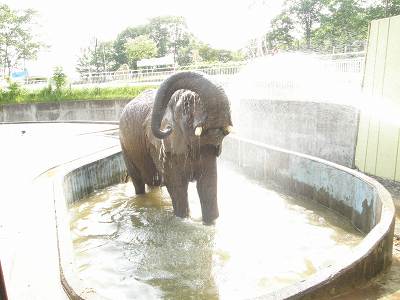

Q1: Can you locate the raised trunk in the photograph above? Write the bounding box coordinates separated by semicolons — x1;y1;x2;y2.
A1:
151;71;229;139
196;145;218;225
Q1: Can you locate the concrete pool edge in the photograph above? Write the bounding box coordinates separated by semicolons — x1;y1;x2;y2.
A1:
50;146;125;299
222;136;395;299
50;135;395;299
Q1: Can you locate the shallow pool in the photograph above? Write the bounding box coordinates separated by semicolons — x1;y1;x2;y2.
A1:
70;162;363;299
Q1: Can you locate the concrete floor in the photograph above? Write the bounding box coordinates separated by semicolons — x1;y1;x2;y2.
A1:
0;123;119;300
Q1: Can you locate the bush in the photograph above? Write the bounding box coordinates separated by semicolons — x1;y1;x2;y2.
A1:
0;80;25;102
0;84;157;104
52;66;67;91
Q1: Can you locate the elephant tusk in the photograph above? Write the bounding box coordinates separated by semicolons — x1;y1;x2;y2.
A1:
195;126;203;136
224;126;233;134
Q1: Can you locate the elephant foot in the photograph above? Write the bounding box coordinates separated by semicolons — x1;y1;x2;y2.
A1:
133;183;145;195
173;203;189;219
201;202;219;225
166;183;189;219
131;178;146;195
202;211;218;225
171;197;189;219
202;218;216;226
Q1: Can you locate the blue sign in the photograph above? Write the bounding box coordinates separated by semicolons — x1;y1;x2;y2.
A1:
11;69;28;79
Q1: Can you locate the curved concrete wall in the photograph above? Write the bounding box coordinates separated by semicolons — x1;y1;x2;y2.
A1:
234;99;360;168
51;134;394;299
52;147;126;300
1;99;359;168
222;136;394;298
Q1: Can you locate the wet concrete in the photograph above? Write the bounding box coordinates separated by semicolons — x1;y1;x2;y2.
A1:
69;162;363;300
332;179;400;300
0;123;119;300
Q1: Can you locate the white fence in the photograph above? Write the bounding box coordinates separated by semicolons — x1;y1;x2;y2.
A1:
74;63;246;85
20;52;365;90
230;53;366;105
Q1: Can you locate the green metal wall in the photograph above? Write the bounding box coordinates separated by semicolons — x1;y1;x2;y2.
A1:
355;15;400;181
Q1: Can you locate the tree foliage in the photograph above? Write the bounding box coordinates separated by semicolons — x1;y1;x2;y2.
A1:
313;0;368;52
0;4;42;76
147;16;190;58
76;15;241;74
125;35;157;68
113;25;147;70
262;0;400;53
287;0;325;49
76;40;115;74
265;11;295;50
366;0;400;19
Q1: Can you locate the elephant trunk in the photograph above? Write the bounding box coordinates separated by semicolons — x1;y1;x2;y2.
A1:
151;71;229;139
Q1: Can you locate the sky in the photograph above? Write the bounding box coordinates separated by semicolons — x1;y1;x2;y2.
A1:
5;0;283;78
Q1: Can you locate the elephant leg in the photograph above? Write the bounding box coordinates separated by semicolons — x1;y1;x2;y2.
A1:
197;155;219;224
166;181;189;219
121;150;145;194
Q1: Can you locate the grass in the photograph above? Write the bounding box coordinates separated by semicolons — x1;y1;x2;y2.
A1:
0;84;158;104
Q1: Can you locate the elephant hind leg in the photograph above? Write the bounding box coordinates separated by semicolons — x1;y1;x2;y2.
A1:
122;151;145;194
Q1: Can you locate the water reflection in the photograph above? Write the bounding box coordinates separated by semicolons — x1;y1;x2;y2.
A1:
70;162;363;299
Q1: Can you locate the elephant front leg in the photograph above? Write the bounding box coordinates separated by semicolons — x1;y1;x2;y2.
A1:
166;181;189;219
197;155;218;225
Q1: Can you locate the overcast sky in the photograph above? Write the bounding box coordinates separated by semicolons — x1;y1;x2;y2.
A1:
5;0;283;77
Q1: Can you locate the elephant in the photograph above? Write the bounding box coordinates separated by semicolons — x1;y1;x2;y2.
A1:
119;71;233;224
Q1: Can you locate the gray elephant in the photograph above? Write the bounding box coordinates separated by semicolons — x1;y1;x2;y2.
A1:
119;71;232;224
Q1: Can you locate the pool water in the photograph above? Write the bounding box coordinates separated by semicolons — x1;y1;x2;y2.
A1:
69;162;363;300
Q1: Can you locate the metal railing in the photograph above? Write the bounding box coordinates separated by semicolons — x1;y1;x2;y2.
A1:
323;56;365;73
19;52;366;90
73;62;246;85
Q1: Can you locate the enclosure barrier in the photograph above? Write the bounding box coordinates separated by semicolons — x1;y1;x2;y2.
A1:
19;54;364;89
50;134;394;299
0;99;361;169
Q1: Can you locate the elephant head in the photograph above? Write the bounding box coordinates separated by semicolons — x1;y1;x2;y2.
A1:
151;71;233;156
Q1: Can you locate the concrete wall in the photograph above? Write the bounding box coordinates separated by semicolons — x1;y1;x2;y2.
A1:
235;99;359;168
1;98;360;168
221;136;395;299
0;99;130;122
355;15;400;181
63;152;126;205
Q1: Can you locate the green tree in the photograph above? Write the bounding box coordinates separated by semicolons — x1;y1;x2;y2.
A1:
76;40;115;74
0;4;42;76
76;46;93;74
366;0;400;19
196;43;241;63
97;41;115;72
286;0;325;49
198;44;219;62
175;37;202;66
78;15;243;72
313;0;368;52
265;11;295;50
113;25;147;70
147;16;194;63
125;35;157;68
